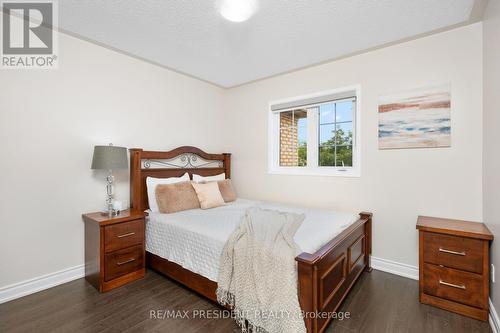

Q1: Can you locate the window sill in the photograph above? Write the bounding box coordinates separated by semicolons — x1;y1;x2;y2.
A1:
268;167;360;178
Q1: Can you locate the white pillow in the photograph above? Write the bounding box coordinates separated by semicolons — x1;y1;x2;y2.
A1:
146;173;190;212
192;173;225;183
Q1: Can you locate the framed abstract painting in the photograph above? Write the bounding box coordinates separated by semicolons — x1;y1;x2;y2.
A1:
378;84;451;149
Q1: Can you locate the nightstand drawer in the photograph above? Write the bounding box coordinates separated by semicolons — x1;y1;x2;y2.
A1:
104;219;144;253
423;263;484;308
423;232;483;273
105;245;144;282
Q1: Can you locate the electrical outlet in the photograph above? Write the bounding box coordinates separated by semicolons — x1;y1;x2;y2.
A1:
492;264;496;283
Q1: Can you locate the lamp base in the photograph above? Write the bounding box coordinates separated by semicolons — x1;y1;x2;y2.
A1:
100;209;121;217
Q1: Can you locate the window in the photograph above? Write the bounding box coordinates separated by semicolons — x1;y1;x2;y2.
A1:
318;100;353;167
269;86;360;177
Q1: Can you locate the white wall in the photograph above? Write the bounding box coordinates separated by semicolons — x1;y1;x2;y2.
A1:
483;0;500;311
0;31;227;287
225;23;483;268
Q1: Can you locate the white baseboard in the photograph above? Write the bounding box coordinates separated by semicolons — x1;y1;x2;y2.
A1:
0;264;84;304
371;256;419;280
491;299;500;333
0;256;420;304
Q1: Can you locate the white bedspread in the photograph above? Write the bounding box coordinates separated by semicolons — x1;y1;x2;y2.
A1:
145;199;358;282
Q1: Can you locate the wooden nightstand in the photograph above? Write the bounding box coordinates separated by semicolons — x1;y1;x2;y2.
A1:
416;216;493;321
82;210;146;292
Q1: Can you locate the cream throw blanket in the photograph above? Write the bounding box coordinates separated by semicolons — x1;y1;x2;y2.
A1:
216;207;307;333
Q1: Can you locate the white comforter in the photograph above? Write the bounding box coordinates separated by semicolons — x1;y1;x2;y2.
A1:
146;199;358;282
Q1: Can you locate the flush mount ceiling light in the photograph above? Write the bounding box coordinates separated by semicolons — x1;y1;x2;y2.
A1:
218;0;258;22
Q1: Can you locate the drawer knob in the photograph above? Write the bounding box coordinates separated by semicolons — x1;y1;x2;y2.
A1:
438;248;466;256
117;232;135;238
439;279;466;290
117;258;136;266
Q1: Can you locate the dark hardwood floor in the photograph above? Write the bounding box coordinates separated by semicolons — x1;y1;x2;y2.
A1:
0;269;491;333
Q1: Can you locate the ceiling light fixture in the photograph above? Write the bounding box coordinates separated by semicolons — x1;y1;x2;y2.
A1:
218;0;258;23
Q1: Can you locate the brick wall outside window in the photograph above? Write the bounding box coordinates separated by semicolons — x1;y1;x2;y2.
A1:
280;111;299;166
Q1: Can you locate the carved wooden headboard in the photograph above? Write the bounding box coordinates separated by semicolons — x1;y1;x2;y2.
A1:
129;146;231;211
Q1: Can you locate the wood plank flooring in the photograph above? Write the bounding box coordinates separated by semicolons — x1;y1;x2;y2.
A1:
0;269;492;333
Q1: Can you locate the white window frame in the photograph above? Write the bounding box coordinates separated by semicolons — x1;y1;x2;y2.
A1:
268;85;361;177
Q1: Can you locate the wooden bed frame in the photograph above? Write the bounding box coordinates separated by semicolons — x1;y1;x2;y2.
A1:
130;146;373;333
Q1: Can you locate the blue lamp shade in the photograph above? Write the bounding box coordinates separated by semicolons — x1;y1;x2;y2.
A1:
91;145;128;170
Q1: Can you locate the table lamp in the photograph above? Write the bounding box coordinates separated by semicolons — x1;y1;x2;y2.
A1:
91;144;128;217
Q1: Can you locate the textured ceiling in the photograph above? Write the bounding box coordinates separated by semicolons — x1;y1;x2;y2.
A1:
59;0;476;88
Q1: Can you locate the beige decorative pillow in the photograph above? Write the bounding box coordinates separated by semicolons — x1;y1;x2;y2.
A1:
155;181;200;214
217;179;237;202
191;181;225;209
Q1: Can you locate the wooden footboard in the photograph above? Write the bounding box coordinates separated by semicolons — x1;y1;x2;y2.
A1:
296;212;373;333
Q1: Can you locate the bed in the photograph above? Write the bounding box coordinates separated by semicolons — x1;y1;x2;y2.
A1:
130;146;373;333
